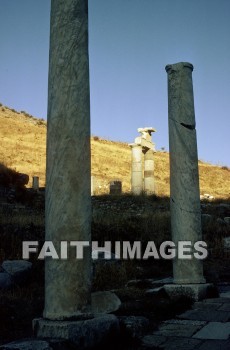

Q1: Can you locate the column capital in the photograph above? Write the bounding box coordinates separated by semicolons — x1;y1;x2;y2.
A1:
165;62;193;73
137;127;156;134
128;142;142;148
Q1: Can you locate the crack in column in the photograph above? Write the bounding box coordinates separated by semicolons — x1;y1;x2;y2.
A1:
169;117;196;130
180;122;195;130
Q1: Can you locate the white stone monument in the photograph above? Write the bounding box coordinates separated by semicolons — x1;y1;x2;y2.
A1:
129;127;156;195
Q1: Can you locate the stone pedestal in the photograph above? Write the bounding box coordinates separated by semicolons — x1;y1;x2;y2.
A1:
32;176;39;191
144;149;155;194
165;62;205;285
129;143;143;195
33;315;119;349
44;0;91;320
110;180;122;195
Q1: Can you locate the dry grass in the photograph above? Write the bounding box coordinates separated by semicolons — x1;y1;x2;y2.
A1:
0;104;229;198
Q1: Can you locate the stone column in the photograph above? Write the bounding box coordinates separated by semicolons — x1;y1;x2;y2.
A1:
165;62;205;285
32;176;39;191
129;143;143;195
144;149;155;195
91;176;95;196
44;0;91;320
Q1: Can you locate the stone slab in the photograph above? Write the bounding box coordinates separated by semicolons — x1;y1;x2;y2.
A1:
192;302;222;310
153;322;203;337
156;336;202;350
91;291;121;314
178;309;230;322
220;292;230;298
218;303;230;311
203;298;230;303
141;335;167;348
164;283;213;301
193;321;230;340
0;340;50;350
163;319;206;326
33;314;119;349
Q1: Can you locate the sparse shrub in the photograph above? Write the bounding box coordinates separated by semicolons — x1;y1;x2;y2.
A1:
222;166;229;171
0;103;2;107
92;261;133;291
37;119;46;126
0;163;26;188
93;136;99;141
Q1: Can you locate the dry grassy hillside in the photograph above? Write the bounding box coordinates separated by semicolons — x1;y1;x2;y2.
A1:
0;104;229;198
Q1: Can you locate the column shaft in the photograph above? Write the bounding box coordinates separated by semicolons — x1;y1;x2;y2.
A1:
166;62;205;284
44;0;91;320
32;176;39;191
144;149;155;195
130;144;143;195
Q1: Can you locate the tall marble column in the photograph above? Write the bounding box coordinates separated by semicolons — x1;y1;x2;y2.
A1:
165;62;205;284
144;149;155;195
129;143;143;195
44;0;91;320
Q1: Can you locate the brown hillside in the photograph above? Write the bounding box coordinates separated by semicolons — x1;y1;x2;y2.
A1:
0;104;229;198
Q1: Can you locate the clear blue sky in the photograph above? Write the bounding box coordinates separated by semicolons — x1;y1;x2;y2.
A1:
0;0;229;166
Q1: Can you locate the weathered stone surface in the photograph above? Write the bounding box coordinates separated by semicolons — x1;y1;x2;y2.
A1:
178;309;230;322
44;0;91;320
127;277;173;289
218;303;230;311
141;334;166;348
203;297;230;303
165;62;205;284
0;339;70;350
144;149;155;195
158;337;202;350
193;321;230;340
192;301;222;310
33;315;119;348
163;319;206;326
109;181;122;195
0;272;13;289
91;291;121;314
129;143;143;195
118;316;149;338
164;283;212;301
32;176;39;191
220;291;230;298
2;260;32;284
154;322;203;337
0;340;52;350
145;286;166;296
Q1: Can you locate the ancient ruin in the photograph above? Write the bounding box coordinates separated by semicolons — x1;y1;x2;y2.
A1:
129;127;156;195
33;0;118;345
164;62;211;300
32;176;39;191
